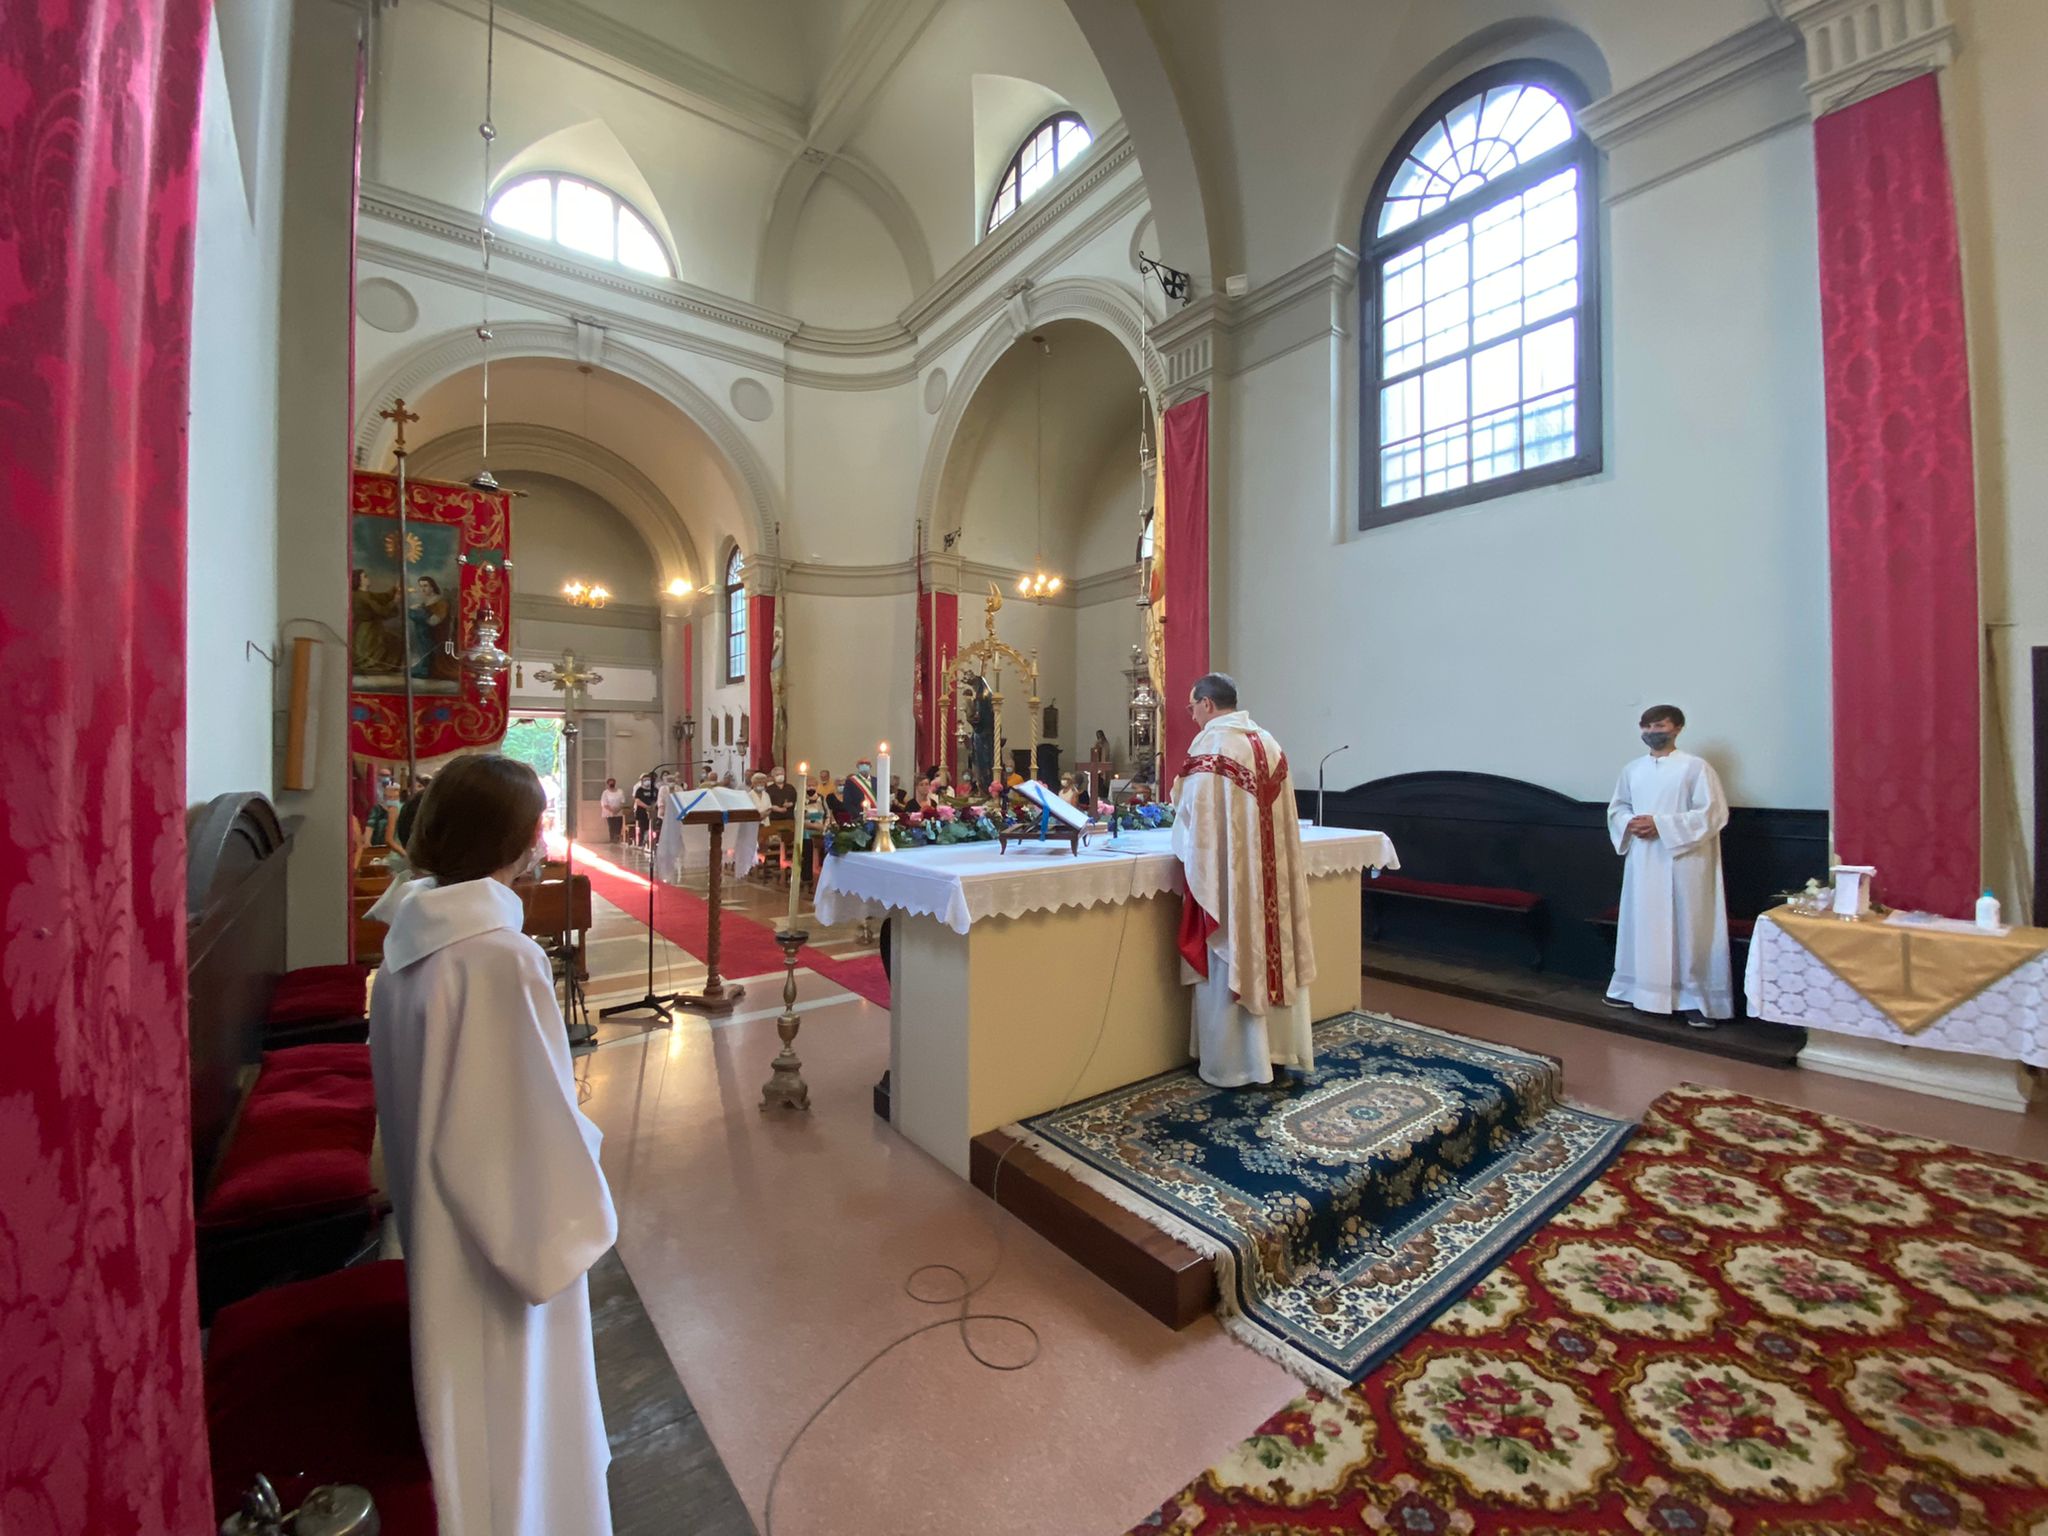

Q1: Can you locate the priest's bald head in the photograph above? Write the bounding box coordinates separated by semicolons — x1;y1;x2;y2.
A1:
1189;672;1238;727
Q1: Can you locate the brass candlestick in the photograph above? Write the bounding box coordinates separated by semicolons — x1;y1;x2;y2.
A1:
760;928;812;1113
871;810;898;853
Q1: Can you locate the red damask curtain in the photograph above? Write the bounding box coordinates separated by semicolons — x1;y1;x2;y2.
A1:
1815;75;1980;916
0;1;216;1530
748;593;775;775
1162;395;1212;777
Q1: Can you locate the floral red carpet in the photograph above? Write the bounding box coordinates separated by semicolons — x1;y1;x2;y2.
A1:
1127;1084;2048;1535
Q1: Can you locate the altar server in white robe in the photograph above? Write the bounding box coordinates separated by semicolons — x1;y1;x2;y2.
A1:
1171;673;1318;1086
369;754;617;1536
1605;704;1734;1025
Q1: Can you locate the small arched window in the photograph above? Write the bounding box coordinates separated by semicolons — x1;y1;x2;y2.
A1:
488;173;674;278
724;549;747;684
986;113;1091;236
1363;66;1599;527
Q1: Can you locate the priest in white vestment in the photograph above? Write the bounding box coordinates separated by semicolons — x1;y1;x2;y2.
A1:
1605;704;1734;1025
1170;673;1317;1086
369;755;618;1536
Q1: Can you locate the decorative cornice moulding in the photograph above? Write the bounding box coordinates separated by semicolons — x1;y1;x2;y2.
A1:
510;593;664;632
1579;18;1804;145
1770;0;1958;116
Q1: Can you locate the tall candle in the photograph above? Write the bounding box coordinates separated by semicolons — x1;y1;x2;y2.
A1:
876;741;892;822
788;759;807;924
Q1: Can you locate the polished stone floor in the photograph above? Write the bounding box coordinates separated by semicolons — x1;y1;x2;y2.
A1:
572;846;2048;1536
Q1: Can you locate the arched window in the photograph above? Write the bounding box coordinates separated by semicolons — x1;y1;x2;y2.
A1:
488;173;674;278
1363;67;1599;527
724;549;747;683
986;113;1091;236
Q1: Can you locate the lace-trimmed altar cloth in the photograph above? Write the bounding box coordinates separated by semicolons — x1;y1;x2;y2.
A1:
812;826;1398;937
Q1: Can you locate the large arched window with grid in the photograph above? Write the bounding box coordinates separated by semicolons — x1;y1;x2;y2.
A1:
1362;66;1599;528
986;113;1091;236
488;173;674;278
723;549;747;683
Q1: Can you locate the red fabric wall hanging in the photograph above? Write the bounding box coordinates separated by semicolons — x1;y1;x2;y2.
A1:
933;590;960;775
1814;75;1980;916
1162;395;1212;777
0;0;216;1529
346;470;512;764
748;592;775;774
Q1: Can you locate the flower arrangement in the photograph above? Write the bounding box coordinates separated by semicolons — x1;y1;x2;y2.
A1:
825;786;1173;855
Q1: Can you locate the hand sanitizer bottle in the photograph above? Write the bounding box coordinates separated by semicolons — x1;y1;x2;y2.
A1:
1976;889;2002;931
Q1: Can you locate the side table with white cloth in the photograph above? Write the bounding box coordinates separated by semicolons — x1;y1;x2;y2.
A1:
814;825;1399;1176
1745;906;2047;1110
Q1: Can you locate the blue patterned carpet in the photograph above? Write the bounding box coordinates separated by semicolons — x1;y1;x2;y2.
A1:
1014;1012;1632;1389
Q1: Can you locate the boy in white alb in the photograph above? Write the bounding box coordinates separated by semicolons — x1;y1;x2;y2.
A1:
1605;704;1733;1026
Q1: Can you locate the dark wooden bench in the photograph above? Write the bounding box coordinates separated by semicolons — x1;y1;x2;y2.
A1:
1367;871;1548;967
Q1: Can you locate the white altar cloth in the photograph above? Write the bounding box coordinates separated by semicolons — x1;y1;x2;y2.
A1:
813;825;1399;936
1745;913;2048;1068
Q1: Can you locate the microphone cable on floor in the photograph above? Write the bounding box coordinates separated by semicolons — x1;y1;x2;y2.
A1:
762;856;1145;1536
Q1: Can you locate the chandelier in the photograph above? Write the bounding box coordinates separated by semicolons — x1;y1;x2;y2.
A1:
1018;333;1063;603
563;580;611;608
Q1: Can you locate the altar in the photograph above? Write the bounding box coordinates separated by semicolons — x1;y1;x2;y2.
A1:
814;826;1399;1175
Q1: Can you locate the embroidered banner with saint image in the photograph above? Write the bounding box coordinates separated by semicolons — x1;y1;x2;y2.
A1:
348;469;512;762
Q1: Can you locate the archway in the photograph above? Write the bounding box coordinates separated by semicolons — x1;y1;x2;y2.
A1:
930;314;1150;785
354;321;784;566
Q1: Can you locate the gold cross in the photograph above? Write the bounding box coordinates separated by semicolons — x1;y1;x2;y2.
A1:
535;651;604;701
379;398;421;457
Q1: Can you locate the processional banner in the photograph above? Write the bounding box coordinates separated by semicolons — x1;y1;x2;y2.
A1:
348;469;512;762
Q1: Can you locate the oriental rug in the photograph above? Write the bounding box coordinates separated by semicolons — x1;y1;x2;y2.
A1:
1124;1083;2048;1535
1011;1012;1631;1390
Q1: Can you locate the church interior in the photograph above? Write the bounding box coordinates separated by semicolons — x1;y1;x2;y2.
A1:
12;0;2048;1532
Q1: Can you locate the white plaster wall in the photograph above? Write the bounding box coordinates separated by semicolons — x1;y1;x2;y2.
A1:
785;177;916;328
783;383;922;565
508;474;659;601
1224;126;1829;810
1949;0;2048;917
784;592;916;776
187;0;289;806
1075;595;1143;769
275;1;366;965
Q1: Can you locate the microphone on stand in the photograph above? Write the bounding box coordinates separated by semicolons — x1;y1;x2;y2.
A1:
1317;745;1351;830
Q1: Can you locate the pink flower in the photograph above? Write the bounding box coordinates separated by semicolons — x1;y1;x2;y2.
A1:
934;804;956;823
905;811;925;827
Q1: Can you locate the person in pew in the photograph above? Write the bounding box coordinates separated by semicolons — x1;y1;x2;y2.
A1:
599;776;626;843
368;754;617;1536
842;757;879;824
631;772;657;847
1172;672;1317;1088
1605;704;1733;1027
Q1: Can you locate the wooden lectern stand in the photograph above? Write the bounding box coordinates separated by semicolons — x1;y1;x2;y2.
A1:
671;806;762;1016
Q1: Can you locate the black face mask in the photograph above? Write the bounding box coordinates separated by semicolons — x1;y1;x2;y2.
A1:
1641;730;1676;751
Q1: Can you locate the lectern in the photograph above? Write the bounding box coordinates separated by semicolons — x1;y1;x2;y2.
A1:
672;803;762;1014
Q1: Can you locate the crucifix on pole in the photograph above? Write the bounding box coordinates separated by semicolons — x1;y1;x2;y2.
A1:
535;650;604;842
378;398;424;785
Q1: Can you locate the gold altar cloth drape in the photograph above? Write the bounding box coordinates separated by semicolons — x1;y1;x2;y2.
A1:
1764;905;2048;1033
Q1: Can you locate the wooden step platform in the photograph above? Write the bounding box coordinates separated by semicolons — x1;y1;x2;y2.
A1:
969;1129;1213;1329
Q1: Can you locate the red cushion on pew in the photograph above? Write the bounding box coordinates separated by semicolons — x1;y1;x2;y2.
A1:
199;1063;378;1231
207;1261;437;1533
267;964;371;1026
1371;872;1544;912
262;1042;374;1085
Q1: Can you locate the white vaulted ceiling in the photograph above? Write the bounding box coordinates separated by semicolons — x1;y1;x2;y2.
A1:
367;0;1120;324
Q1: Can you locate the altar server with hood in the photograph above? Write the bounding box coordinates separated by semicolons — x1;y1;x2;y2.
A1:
1605;704;1733;1025
368;754;617;1536
1171;673;1317;1086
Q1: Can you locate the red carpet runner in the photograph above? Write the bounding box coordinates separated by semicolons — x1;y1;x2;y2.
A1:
565;841;890;1008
